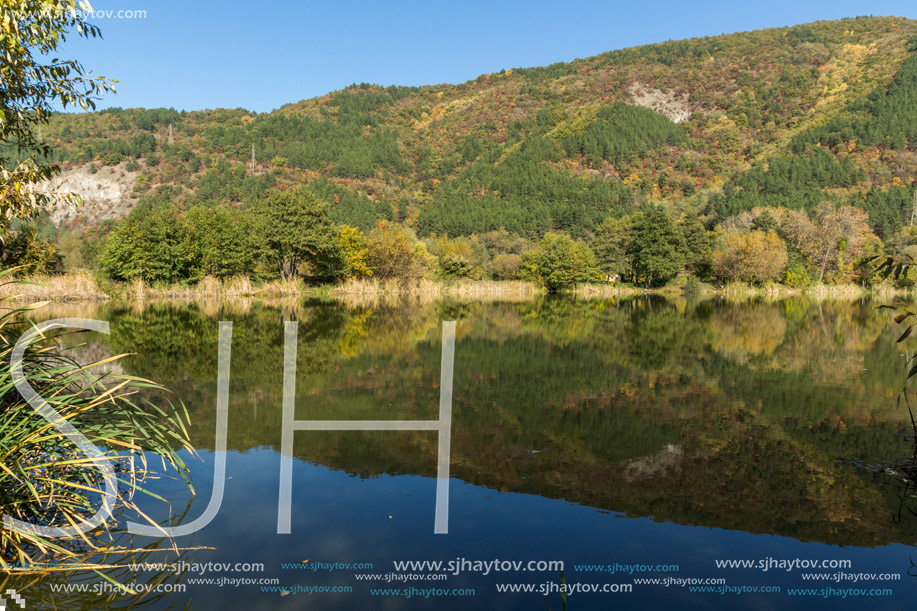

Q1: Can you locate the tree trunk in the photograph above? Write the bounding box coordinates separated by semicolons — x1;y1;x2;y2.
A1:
819;245;831;283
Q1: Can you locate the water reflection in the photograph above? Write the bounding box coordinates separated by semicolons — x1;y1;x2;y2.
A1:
14;294;917;609
27;295;916;546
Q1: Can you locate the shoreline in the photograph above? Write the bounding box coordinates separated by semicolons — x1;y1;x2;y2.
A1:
2;273;913;304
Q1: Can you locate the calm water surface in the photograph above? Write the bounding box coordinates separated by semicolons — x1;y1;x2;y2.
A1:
15;295;917;609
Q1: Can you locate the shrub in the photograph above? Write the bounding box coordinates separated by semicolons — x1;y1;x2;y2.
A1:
439;253;481;279
784;263;811;288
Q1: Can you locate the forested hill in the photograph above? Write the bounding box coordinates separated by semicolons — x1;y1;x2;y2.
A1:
36;16;915;232
18;16;917;287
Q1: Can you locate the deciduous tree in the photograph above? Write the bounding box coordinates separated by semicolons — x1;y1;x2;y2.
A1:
712;230;788;284
251;189;345;280
628;207;685;288
0;1;114;225
365;222;436;280
526;231;597;291
782;203;875;283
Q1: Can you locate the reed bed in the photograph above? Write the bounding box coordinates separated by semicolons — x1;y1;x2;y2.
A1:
715;282;874;302
111;275;307;302
0;271;108;302
11;272;911;308
334;277;539;298
803;283;869;299
0;275;194;578
331;278;541;307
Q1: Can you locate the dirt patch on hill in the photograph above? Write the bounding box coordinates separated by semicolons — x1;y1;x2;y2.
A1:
627;83;694;124
40;163;139;226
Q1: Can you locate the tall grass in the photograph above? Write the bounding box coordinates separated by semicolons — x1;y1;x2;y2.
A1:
0;271;108;302
0;272;193;572
108;275;304;302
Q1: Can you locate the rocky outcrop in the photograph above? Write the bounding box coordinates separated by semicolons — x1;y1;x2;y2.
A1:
39;163;139;225
627;83;694;124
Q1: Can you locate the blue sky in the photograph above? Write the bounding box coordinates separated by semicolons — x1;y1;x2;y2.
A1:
64;0;917;113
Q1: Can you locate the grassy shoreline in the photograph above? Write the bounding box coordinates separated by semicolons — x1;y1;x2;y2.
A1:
3;273;914;304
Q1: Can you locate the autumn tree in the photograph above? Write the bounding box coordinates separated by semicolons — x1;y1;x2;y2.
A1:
0;1;114;226
425;234;486;279
365;222;436;280
489;253;522;280
782;203;876;283
711;230;788;284
337;225;372;278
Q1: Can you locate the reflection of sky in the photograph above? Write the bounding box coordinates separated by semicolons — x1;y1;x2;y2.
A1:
113;449;917;610
22;300;917;609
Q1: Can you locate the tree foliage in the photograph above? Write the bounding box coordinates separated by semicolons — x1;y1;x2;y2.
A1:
0;0;113;225
782;204;875;283
365;222;436;280
628;207;685;288
251;189;345;280
523;231;597;290
337;225;372;278
712;230;788;284
2;224;60;274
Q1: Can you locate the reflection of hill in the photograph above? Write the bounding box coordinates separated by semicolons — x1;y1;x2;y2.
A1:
63;295;917;547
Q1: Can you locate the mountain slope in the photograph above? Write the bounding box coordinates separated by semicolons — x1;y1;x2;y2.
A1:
36;16;917;239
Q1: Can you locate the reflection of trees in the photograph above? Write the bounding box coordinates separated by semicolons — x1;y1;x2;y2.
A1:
624;299;706;370
47;295;917;546
708;302;787;365
774;300;887;383
361;302;440;357
517;296;600;347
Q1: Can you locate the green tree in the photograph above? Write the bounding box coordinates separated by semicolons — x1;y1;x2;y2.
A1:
99;203;196;282
678;217;710;276
184;206;254;280
251;189;345;280
526;231;597;291
591;216;633;276
628;207;685;288
751;209;779;233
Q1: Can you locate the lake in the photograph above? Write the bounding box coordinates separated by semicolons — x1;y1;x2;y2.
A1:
12;294;917;609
